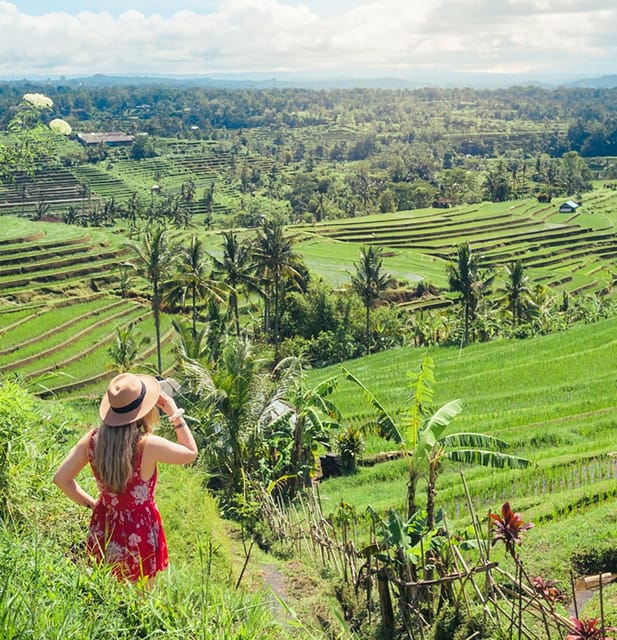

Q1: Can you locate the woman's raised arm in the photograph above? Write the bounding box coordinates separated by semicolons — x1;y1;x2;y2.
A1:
53;430;97;509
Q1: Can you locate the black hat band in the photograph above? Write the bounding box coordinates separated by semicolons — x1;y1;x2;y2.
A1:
111;382;146;414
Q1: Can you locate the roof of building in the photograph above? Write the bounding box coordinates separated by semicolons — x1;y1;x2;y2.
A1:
76;132;135;145
560;200;580;208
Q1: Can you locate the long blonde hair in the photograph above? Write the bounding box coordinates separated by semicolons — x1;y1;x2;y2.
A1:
93;407;158;493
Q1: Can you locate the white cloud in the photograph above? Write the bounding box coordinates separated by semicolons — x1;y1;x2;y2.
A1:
0;0;615;79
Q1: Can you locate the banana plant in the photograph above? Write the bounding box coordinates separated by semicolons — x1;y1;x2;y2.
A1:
342;354;533;524
267;371;341;497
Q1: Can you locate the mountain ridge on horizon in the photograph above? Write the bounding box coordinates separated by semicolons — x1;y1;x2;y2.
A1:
1;71;616;91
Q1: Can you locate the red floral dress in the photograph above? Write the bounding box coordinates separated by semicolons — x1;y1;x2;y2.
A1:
86;431;169;582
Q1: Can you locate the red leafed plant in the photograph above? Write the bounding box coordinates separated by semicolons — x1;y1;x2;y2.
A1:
565;617;617;640
532;575;569;605
489;501;533;556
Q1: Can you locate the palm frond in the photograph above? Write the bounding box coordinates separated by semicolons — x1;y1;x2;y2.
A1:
341;366;402;443
423;399;463;438
407;354;435;441
313;376;339;398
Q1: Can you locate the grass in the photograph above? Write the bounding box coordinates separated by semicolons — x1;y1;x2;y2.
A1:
0;382;350;639
297;235;447;287
0;298;136;357
0;216;180;395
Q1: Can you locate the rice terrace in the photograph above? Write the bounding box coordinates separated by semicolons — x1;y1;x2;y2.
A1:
1;81;617;639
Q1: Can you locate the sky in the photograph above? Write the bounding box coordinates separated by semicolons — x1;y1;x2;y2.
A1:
0;0;615;84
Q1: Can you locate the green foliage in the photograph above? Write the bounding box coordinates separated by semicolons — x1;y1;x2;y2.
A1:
0;525;293;639
447;242;493;345
572;547;617;577
429;606;465;640
0;93;55;185
131;133;156;160
336;426;365;474
0;379;30;517
581;584;617;629
351;245;394;355
133;224;173;374
107;322;149;373
0;378;65;521
279;279;367;366
253;217;304;350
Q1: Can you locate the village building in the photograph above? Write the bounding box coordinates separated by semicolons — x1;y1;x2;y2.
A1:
558;200;580;213
76;132;135;146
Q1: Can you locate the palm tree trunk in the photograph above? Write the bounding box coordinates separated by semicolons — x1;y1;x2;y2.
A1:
274;272;281;353
191;287;197;339
232;292;241;336
463;300;470;345
290;416;305;497
426;459;438;531
407;467;419;521
365;305;370;355
153;282;162;375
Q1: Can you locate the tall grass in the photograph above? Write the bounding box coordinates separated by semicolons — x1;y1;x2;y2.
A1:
0;526;295;640
0;379;323;640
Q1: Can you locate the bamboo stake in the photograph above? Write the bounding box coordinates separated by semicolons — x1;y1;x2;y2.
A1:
569;570;579;620
599;572;605;638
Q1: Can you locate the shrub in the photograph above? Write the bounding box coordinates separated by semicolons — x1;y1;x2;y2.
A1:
0;378;37;518
0;378;82;527
572;547;617;576
336;426;365;474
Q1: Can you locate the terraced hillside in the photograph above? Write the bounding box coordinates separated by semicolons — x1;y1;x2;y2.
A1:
0;138;277;222
310;315;617;582
295;186;617;308
0;217;173;398
0;167;88;218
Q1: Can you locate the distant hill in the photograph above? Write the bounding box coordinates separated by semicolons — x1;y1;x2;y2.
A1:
2;71;615;90
566;74;617;88
34;73;426;90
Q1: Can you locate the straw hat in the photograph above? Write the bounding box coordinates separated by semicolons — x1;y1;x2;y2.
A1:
99;373;160;427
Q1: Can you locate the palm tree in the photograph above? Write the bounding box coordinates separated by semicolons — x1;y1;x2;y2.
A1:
210;231;259;336
107;323;148;374
133;225;170;375
269;364;341;497
498;260;535;329
342;355;531;524
163;234;225;340
181;336;291;500
171;316;213;365
446;242;491;346
350;245;393;355
252;219;303;352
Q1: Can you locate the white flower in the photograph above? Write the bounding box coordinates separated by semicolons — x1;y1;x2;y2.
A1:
128;533;142;547
22;93;53;109
105;541;125;564
131;483;149;505
49;118;71;135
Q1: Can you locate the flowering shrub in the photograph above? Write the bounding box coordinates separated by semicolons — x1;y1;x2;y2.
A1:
490;501;533;557
49;118;72;135
532;575;569;605
22;92;53;109
566;616;617;639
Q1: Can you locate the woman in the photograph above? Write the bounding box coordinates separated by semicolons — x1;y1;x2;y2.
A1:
54;372;198;585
